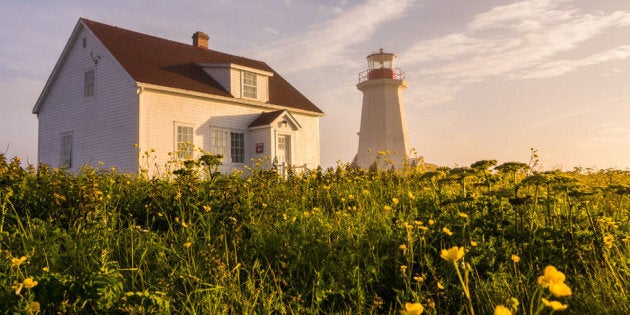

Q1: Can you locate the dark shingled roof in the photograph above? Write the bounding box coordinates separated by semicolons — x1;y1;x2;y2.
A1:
82;18;323;114
248;110;286;128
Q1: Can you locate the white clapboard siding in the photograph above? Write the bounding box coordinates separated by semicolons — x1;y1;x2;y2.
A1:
37;25;138;172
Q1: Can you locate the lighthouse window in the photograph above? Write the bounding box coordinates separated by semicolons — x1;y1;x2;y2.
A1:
242;71;257;99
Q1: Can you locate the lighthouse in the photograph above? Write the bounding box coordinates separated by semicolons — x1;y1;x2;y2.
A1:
355;49;410;169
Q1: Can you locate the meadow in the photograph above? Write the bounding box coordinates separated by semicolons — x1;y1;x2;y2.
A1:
1;151;629;314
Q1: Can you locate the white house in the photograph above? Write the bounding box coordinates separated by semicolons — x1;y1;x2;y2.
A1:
33;18;324;175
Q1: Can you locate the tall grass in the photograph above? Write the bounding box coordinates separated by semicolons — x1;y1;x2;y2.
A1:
0;153;629;314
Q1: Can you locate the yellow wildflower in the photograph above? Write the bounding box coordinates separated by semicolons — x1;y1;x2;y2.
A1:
392;197;400;205
23;277;38;289
184;242;192;248
407;191;416;200
537;265;565;287
27;301;40;313
458;212;468;219
437;281;445;289
11;256;27;267
413;275;424;282
42;267;49;272
400;302;424;315
511;255;520;263
414;218;423;225
442;227;453;236
400;265;408;273
494;305;512;315
428;219;435;225
440;246;465;262
203;205;212;212
470;240;478;247
541;298;568;311
181;221;189;228
603;234;614;248
383;205;392;211
549;282;572;297
399;244;407;252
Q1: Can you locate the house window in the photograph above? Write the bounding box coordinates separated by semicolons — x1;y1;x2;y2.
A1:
242;71;257;99
82;37;87;48
175;125;194;159
84;69;95;97
60;132;73;168
211;128;228;161
230;132;245;163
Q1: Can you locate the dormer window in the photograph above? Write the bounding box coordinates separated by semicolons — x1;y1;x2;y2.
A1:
196;63;273;102
242;71;257;99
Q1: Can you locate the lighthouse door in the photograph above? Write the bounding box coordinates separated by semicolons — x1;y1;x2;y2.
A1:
277;135;291;166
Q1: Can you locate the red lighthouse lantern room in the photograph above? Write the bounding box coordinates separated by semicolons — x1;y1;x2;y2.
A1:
359;49;404;82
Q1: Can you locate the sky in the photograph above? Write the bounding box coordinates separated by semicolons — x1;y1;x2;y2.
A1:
2;0;630;170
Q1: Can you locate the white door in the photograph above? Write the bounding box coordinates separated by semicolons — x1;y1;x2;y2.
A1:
277;135;291;165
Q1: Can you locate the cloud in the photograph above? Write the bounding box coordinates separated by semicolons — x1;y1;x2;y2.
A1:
593;122;630;139
399;0;630;108
262;26;279;36
519;45;630;79
248;0;416;74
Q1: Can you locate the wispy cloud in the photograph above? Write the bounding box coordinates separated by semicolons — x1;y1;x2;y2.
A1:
249;0;416;74
519;45;630;79
400;0;630;108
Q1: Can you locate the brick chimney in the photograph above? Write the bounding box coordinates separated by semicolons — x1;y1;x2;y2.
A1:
192;31;209;49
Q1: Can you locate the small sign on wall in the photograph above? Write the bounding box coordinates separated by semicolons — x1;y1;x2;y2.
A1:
255;143;264;153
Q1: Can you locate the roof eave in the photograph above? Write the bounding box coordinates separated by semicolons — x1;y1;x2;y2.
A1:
136;82;325;117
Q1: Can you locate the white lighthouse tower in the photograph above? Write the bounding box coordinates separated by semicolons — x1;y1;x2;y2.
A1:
355;49;410;169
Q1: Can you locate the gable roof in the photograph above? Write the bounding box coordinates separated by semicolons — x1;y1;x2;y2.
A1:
34;18;323;115
248;110;286;128
248;109;301;129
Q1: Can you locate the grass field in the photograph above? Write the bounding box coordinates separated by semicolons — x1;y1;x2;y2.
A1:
1;152;629;314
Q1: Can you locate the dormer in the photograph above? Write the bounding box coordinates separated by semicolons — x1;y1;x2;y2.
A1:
196;63;273;102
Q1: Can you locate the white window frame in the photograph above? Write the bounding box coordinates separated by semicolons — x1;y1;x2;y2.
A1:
84;69;95;98
242;71;257;99
174;123;194;160
60;132;73;169
230;131;245;164
210;127;228;162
